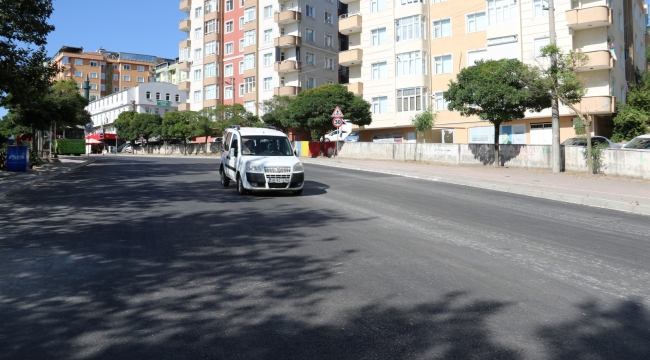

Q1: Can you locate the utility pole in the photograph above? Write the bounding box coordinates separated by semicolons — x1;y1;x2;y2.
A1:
548;0;562;173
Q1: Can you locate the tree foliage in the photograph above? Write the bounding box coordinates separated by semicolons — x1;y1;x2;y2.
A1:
0;0;58;110
611;73;650;142
132;113;162;141
288;84;371;145
114;111;138;142
260;95;293;131
444;59;551;165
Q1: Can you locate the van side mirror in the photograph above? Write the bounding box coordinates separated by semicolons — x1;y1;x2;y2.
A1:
229;148;237;157
294;149;298;156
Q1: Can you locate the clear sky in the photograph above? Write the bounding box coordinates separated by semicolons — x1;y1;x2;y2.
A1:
1;0;650;119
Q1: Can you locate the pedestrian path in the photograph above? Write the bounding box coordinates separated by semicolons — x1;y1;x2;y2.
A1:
302;157;650;216
0;156;95;198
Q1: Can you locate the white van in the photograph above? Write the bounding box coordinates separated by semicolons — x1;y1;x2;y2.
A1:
219;126;305;195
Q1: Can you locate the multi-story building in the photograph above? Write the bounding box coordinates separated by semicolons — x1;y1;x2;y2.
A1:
155;59;183;85
86;82;187;134
51;46;170;101
177;0;339;115
339;0;647;144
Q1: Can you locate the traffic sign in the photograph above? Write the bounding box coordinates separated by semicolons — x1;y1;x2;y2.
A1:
99;132;104;139
331;106;344;118
332;117;344;128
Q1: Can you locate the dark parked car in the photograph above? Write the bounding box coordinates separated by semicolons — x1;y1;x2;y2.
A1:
562;136;621;148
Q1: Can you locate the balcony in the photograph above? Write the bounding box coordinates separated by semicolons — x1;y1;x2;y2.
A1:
179;18;191;32
178;61;191;72
570;96;615;115
338;0;356;4
178;102;191;111
274;60;301;73
274;10;301;25
274;35;301;48
566;6;611;30
339;48;363;67
346;82;363;96
179;39;191;48
179;0;191;12
274;86;301;97
339;12;362;35
178;81;191;92
575;50;613;72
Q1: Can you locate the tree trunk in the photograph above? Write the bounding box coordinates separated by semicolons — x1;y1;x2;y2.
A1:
493;123;500;166
585;117;593;174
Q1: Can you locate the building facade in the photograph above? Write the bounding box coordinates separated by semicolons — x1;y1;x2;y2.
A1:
155;59;183;85
51;46;171;101
178;0;339;115
338;0;647;144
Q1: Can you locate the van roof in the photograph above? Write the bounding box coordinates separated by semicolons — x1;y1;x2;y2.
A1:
229;127;287;137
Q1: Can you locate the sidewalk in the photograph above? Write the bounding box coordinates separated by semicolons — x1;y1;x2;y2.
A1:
0;156;96;198
302;157;650;216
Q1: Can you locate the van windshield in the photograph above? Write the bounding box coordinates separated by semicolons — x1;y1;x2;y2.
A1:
241;136;294;156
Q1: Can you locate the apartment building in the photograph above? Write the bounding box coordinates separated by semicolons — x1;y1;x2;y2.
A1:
339;0;647;144
51;46;168;101
155;59;183;85
178;0;339;115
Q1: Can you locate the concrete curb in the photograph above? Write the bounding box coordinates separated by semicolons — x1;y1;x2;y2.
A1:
0;158;98;199
302;159;650;217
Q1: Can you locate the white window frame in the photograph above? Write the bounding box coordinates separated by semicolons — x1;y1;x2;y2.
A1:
371;28;387;46
372;96;388;114
123;75;131;81
370;0;386;13
305;28;315;42
137;76;145;83
396;15;424;42
194;90;202;102
263;53;273;66
224;85;233;99
264;29;272;42
224;64;234;77
434;92;450;111
466;12;486;33
396;87;424;112
205;40;217;56
225;20;234;33
225;42;234;55
371;62;388;79
532;0;549;18
264;5;273;19
433;54;452;74
306;5;314;18
396;51;425;76
205;62;217;78
305;77;316;89
263;77;272;91
432;18;451;39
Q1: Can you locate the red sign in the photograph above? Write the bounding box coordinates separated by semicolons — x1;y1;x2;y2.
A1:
331;106;344;118
332;117;344;128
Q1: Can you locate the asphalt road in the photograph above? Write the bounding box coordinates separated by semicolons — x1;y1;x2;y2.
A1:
1;156;649;359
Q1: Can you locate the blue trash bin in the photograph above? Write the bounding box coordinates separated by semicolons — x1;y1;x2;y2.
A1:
6;146;30;172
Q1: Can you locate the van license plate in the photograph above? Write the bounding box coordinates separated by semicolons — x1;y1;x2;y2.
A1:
268;178;289;183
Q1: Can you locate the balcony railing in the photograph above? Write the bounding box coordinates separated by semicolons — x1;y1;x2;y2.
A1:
566;6;611;30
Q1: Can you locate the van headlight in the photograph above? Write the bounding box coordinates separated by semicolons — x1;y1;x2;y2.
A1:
246;162;263;172
293;162;304;172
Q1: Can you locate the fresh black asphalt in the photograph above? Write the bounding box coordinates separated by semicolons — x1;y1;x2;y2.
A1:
1;156;649;359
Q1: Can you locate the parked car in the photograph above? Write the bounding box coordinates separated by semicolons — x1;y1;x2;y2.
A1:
622;134;650;150
344;131;360;142
116;143;132;153
321;129;349;142
561;136;621;148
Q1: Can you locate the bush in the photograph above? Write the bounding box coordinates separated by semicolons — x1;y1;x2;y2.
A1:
611;105;650;142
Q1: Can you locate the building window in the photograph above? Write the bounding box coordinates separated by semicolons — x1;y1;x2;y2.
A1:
487;0;516;25
324;57;334;70
123;64;131;70
532;0;549;18
325;34;333;47
76;82;82;88
432;19;451;39
225;0;233;11
101;73;106;80
264;5;273;18
244;53;256;70
156;92;161;100
90;61;98;67
244;7;256;23
244;30;256;47
239;83;245;96
205;19;217;34
434;92;450;111
467;49;487;66
205;84;217;100
61;56;70;64
370;0;386;12
75;59;83;65
305;77;315;89
100;84;105;91
264;29;272;42
195;6;203;18
194;90;202;102
90;72;98;78
434;55;452;74
239;38;244;51
372;96;388;114
226;20;234;33
397;51;425;76
325;12;333;24
113;86;119;92
205;0;216;13
466;12;486;33
225;64;233;76
155;108;160;115
371;62;388;79
113;64;118;70
205;62;217;78
194;69;202;80
264;53;272;66
396;87;423;112
195;27;202;39
113;74;118;81
205;40;217;56
371;28;387;45
306;5;314;17
137;77;144;83
306;28;315;42
263;77;272;90
144;107;150;113
175;94;180;101
533;37;550;57
306;52;315;66
224;86;233;99
194;48;202;59
90;84;98;90
396;15;423;42
244;77;255;94
123;75;131;81
225;42;234;55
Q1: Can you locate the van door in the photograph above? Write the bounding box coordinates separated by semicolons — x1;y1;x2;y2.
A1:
226;133;240;179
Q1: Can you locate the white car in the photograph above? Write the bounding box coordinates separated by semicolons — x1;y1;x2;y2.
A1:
622;134;650;150
322;129;350;142
219;126;305;195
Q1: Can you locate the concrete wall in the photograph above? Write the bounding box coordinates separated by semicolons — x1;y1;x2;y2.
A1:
565;146;650;179
130;143;221;155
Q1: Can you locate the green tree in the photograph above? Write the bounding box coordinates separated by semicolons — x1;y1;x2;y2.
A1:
0;0;58;110
260;95;293;131
445;59;551;166
193;109;217;153
288;84;371;154
162;111;194;154
132;113;162;152
114;111;138;143
611;72;650;142
411;107;437;160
